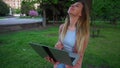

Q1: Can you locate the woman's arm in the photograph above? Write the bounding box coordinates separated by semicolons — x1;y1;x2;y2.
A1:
53;24;64;68
46;24;64;64
73;34;90;68
55;24;64;50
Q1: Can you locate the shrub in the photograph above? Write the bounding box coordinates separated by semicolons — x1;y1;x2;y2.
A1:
15;9;21;14
21;1;35;16
29;10;38;17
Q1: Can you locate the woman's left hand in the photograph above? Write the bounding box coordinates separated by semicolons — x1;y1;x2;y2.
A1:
55;41;64;50
45;56;56;64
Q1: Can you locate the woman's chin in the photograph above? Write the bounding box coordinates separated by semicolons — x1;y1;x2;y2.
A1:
68;13;76;16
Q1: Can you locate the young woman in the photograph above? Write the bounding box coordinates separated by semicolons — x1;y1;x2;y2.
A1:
46;1;90;68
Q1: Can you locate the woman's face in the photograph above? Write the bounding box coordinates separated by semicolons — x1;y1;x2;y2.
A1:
67;2;83;16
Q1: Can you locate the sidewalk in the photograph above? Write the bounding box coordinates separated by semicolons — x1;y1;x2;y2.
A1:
0;17;43;25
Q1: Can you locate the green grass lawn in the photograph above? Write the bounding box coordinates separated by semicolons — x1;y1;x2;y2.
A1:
0;23;120;68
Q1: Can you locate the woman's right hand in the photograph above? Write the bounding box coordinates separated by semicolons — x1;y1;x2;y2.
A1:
45;56;60;66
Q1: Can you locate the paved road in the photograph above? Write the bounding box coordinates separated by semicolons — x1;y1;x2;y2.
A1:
0;18;43;25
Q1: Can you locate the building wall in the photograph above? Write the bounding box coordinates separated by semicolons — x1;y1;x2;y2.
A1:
3;0;22;9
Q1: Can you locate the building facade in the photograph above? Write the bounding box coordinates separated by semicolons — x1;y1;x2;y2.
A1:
3;0;22;9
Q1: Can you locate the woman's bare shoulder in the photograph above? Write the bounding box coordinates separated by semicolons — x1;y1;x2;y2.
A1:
59;24;64;32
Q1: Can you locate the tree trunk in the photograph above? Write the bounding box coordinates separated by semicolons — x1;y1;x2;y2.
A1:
110;18;117;25
53;10;55;24
55;14;58;24
43;9;46;27
86;0;92;13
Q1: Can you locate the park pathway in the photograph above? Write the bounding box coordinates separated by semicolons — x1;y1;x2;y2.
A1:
0;17;42;25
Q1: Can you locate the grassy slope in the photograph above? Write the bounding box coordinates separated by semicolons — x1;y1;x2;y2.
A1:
0;23;120;68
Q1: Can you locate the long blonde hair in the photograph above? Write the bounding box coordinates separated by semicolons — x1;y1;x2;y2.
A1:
60;1;90;53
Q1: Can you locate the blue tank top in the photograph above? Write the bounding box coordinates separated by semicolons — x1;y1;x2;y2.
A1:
62;30;76;52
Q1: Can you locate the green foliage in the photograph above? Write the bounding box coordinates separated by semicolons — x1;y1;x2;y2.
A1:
91;0;120;23
21;1;35;16
37;7;42;15
52;0;58;4
39;0;76;20
15;9;21;14
0;0;9;16
106;0;120;23
91;0;104;20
